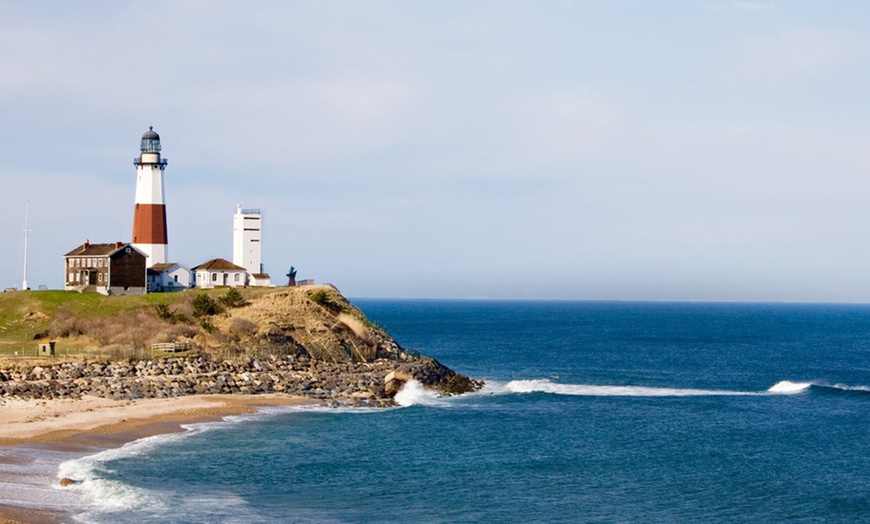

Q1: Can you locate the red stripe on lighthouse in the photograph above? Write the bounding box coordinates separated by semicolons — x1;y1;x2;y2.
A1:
132;203;168;244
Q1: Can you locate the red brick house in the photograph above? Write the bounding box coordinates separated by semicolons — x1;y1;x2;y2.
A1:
64;241;147;295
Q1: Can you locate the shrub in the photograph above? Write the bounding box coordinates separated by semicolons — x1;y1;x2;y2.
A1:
230;318;258;337
192;293;223;318
220;288;246;308
155;303;174;320
308;289;329;305
200;319;217;333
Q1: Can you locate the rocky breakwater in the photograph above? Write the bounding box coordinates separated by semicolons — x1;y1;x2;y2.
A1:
0;355;483;406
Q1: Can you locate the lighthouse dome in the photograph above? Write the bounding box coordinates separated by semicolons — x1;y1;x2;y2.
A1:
142;127;160;141
140;126;161;153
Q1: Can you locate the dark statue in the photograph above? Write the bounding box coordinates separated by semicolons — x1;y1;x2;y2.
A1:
286;266;297;287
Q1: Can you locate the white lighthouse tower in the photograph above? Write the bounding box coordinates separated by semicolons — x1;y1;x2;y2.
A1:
131;127;169;266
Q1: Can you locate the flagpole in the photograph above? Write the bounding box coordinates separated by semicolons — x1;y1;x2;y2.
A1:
22;201;30;291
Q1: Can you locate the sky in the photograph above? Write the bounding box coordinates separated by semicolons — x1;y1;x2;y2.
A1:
1;1;870;301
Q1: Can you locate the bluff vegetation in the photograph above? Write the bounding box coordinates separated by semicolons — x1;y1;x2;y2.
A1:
0;286;482;401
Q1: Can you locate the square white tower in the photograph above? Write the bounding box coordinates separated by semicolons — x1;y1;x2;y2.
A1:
233;206;271;286
233;205;264;283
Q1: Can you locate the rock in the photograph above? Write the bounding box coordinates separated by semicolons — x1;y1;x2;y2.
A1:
384;370;414;396
59;477;81;487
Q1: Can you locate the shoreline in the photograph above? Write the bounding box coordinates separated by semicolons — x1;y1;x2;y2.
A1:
0;394;318;524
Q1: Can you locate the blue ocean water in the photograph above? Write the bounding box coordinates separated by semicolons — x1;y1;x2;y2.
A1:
31;302;870;522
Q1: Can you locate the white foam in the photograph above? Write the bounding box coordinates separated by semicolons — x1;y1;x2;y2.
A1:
766;380;813;394
394;379;450;407
828;382;870;392
58;441;168;514
505;379;752;397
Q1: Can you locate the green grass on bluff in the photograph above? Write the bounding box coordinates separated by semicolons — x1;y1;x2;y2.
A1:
0;290;186;354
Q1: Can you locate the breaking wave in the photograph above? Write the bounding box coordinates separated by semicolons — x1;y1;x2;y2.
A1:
496;379;870;398
395;379;451;407
504;379;752;397
766;381;812;394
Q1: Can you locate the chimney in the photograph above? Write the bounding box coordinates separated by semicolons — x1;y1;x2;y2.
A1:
115;241;122;249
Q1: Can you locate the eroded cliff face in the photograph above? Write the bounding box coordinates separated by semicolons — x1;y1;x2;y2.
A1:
204;286;405;363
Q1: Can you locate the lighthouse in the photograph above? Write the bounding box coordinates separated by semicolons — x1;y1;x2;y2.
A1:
131;127;169;266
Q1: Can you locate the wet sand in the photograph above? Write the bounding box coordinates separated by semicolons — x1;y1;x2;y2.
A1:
0;394;317;523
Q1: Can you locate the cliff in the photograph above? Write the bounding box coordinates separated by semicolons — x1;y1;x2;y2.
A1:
0;286;483;404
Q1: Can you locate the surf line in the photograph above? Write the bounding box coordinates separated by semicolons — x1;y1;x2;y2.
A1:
500;379;818;397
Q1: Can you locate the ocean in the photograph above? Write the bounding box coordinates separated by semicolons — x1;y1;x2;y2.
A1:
3;300;870;523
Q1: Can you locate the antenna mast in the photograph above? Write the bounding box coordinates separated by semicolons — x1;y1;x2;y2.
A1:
22;201;30;291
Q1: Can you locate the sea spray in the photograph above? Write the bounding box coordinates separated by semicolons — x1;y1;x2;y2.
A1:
766;381;813;394
394;379;450;407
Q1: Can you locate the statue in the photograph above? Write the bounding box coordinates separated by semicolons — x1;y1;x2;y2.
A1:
286;266;297;287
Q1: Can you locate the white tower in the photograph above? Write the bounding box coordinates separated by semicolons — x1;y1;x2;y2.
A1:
132;127;169;266
233;205;262;278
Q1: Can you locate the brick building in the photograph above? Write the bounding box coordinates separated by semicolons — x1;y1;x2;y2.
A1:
64;241;147;295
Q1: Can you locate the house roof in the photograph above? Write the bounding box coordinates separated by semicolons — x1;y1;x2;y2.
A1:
251;273;271;279
193;258;247;271
65;242;131;257
150;262;179;272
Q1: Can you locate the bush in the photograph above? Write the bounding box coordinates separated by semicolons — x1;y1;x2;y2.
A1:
155;303;173;320
192;293;223;318
220;288;246;308
308;289;329;305
200;319;217;333
230;318;258;337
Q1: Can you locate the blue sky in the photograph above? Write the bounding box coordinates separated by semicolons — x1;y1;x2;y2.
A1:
2;1;870;301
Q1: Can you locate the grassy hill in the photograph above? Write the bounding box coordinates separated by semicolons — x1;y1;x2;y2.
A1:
0;290;180;354
0;287;396;362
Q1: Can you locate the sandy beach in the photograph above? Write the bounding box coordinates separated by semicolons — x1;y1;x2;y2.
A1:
0;394;316;523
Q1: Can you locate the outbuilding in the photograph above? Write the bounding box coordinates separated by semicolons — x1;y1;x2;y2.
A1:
147;262;191;292
192;258;248;289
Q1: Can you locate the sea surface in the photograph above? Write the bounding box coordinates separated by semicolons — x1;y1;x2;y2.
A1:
3;300;869;523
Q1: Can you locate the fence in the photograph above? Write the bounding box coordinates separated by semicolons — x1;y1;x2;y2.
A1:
150;341;191;355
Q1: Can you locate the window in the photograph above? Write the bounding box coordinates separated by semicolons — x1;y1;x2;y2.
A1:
69;259;74;267
98;273;102;283
235;274;240;282
173;275;178;282
98;259;103;268
212;273;217;282
76;259;81;268
68;272;74;282
125;247;131;253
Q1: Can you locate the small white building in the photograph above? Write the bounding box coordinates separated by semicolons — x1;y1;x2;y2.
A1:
249;273;272;287
147;263;190;292
192;258;247;289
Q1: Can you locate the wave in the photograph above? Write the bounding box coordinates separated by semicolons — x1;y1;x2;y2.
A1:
504;379;752;397
395;380;452;407
766;380;812;394
497;379;870;398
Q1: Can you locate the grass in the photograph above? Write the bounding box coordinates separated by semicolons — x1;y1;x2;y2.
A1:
0;286;394;363
0;290;188;354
